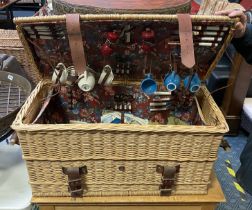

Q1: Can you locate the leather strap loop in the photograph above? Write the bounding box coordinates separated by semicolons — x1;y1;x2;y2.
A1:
177;14;195;69
66;14;87;76
62;166;87;197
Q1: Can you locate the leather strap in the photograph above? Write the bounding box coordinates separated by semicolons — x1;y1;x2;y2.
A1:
62;166;87;197
156;165;180;196
177;14;195;69
66;14;87;76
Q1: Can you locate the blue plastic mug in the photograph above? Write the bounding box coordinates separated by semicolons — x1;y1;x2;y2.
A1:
164;71;180;92
184;73;201;93
140;73;157;95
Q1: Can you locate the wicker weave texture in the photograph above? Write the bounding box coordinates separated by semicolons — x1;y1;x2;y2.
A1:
26;160;213;196
16;81;222;161
12;80;228;196
52;0;191;15
19;131;222;162
0;29;40;84
30;183;208;196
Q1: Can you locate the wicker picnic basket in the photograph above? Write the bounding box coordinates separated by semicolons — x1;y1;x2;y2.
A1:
0;29;40;84
12;14;234;197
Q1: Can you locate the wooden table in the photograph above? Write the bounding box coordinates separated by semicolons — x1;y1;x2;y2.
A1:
35;174;225;210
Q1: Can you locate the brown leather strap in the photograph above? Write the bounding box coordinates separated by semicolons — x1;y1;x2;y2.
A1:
62;166;87;197
177;14;195;69
66;14;87;76
156;165;180;196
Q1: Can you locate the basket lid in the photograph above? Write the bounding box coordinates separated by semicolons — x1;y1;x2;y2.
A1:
14;14;236;83
53;0;191;14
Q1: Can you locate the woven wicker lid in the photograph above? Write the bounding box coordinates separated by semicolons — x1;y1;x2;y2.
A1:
53;0;191;14
56;0;191;10
14;14;236;83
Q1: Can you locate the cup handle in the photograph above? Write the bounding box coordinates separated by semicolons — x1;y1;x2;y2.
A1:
83;69;87;79
98;65;113;85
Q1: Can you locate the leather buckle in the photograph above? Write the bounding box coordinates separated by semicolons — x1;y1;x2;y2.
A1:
156;165;180;196
62;166;87;197
160;188;172;196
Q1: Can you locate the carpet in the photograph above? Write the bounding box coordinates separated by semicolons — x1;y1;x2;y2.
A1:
215;132;252;210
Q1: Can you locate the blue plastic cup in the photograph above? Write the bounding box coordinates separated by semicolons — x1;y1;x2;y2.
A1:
164;71;180;92
140;73;157;95
184;73;201;93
